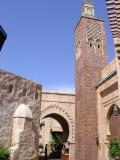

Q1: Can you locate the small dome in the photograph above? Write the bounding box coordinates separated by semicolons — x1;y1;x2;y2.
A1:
13;104;33;119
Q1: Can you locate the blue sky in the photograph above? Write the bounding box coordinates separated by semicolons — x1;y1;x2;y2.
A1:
0;0;115;92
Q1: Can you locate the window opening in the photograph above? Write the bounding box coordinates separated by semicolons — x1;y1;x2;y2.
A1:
35;92;39;100
8;85;13;93
23;88;26;97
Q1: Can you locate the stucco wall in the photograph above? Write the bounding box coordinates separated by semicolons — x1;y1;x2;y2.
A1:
97;65;120;160
41;92;75;142
0;70;42;159
41;92;75;160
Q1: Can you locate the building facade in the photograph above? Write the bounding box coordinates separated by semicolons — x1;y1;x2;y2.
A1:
0;0;120;160
0;69;75;160
40;92;75;160
75;1;108;160
96;59;120;160
75;1;120;160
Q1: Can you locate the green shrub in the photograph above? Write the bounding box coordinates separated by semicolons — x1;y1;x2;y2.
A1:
49;133;63;147
108;136;120;159
0;146;10;160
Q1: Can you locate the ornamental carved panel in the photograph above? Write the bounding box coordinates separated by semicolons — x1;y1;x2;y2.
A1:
86;21;102;40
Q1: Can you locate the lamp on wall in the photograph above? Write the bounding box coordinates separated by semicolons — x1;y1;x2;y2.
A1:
40;121;45;127
95;135;99;145
113;105;119;117
0;25;7;51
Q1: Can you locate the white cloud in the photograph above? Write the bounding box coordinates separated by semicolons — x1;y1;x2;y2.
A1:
43;84;75;93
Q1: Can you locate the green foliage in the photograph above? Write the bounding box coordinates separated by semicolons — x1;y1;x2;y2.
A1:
108;136;120;159
49;133;63;147
0;146;10;160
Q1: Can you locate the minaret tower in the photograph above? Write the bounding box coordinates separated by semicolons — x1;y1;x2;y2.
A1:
75;0;108;160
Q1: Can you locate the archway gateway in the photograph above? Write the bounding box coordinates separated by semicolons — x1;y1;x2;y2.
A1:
40;105;75;160
40;115;69;160
41;113;69;143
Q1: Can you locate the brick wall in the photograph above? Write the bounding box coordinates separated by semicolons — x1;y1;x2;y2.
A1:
75;16;108;160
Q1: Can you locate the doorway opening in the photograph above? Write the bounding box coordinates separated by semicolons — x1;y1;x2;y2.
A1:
39;113;70;160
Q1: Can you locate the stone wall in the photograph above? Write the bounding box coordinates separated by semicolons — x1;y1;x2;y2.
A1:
12;118;38;160
0;70;42;158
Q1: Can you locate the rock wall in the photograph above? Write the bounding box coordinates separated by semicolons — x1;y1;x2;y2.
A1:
12;118;38;160
0;70;42;154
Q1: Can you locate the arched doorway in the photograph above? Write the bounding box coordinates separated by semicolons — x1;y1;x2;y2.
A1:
40;113;69;143
39;105;75;160
108;104;120;138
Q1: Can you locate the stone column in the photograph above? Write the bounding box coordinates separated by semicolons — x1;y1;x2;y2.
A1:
69;143;75;160
10;104;38;160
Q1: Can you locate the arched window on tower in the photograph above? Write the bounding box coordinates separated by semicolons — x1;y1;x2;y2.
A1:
88;38;94;52
96;39;102;54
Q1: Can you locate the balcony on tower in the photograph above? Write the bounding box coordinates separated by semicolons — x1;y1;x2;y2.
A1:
82;0;95;17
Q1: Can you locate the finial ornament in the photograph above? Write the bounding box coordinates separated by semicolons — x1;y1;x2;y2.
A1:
83;0;94;4
82;0;95;17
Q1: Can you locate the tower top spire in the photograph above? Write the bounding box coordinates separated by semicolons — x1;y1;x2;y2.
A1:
83;0;94;3
82;0;95;17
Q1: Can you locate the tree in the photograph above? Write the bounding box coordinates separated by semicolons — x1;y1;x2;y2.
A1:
108;136;120;159
0;146;10;160
49;133;63;147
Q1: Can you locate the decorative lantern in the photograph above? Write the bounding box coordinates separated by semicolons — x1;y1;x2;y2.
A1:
113;105;119;117
0;25;7;51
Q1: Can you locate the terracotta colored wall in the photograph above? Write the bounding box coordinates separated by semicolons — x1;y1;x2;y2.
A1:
75;16;108;160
